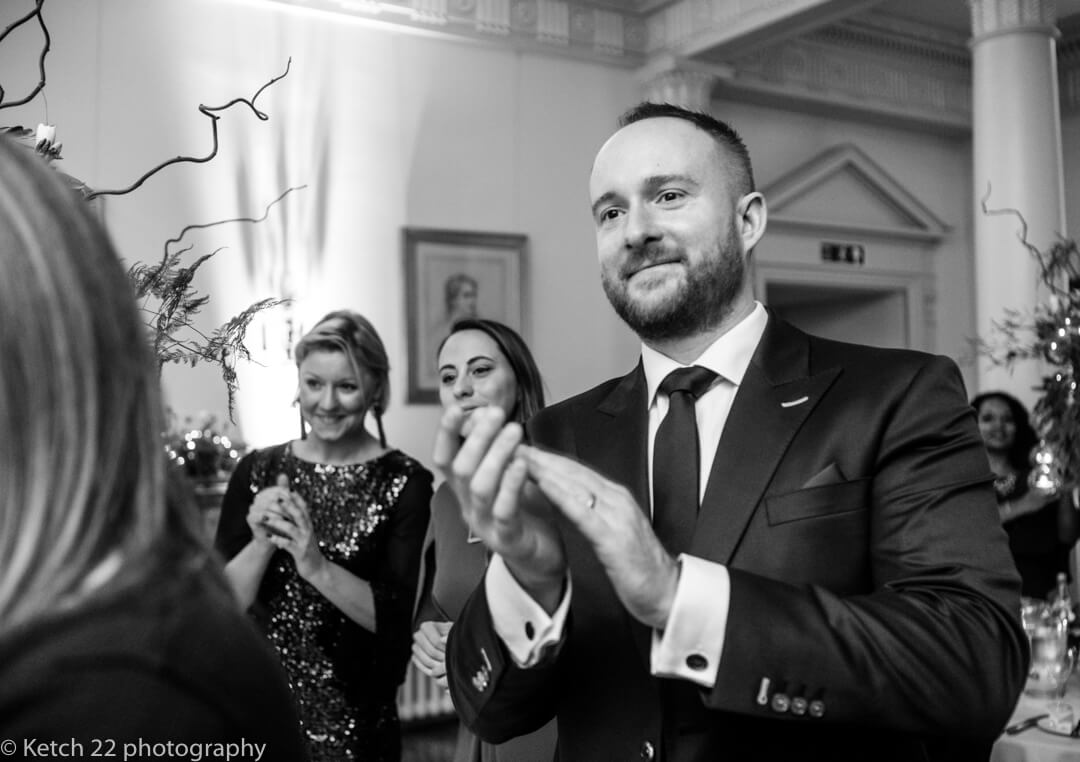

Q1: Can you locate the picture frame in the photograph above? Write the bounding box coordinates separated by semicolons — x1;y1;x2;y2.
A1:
403;227;528;404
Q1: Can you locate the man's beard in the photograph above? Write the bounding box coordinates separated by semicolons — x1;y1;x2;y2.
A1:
600;231;745;343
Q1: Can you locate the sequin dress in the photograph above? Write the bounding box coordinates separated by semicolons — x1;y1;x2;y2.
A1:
215;443;433;762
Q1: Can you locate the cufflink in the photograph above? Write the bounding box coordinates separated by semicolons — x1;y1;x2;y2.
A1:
685;653;708;671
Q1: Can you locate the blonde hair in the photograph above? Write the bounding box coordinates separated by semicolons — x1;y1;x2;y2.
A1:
0;137;179;632
295;310;391;447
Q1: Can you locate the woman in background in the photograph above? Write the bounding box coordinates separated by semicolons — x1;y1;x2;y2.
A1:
216;310;432;762
973;390;1078;598
0;136;307;759
412;318;557;762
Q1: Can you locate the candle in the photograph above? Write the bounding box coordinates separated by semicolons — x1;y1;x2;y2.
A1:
35;123;56;146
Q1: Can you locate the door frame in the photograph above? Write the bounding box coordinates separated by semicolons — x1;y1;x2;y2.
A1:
753;261;932;352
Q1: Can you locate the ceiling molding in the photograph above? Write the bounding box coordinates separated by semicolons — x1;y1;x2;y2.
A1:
250;0;1080;117
645;0;883;59
720;36;972;133
707;7;1080;126
813;12;970;67
256;0;648;66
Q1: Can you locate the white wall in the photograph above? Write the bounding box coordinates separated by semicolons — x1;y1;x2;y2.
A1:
712;100;979;392
1;0;639;471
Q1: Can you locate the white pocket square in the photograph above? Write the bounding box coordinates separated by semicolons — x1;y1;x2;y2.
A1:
781;396;809;408
802;463;845;488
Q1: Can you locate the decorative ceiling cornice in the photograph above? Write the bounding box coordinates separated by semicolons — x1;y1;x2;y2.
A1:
252;0;1080;118
721;35;972;133
644;0;882;59
257;0;648;65
816;12;971;67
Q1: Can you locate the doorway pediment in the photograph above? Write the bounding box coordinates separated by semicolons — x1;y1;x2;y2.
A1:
761;143;949;243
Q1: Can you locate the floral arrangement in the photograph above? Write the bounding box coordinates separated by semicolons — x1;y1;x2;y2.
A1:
980;207;1080;492
164;411;246;484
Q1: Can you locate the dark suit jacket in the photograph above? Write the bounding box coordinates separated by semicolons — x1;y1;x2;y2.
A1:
414;483;560;762
447;316;1027;762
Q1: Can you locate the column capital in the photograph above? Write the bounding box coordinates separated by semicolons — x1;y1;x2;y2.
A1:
639;67;720;111
968;0;1059;42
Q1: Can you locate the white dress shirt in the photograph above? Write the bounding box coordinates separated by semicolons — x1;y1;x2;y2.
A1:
486;302;769;688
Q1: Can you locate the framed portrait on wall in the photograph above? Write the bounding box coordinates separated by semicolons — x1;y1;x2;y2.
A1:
403;227;527;404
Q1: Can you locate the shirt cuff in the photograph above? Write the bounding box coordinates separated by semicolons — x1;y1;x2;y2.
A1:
485;554;572;668
650;554;730;688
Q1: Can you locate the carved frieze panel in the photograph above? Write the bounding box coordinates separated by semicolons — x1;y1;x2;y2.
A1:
646;0;801;55
260;0;647;63
729;36;971;129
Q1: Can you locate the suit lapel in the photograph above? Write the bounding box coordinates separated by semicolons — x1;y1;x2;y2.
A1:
580;364;650;511
691;318;841;564
576;364;654;667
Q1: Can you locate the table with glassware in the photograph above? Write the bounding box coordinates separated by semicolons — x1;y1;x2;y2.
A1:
993;599;1080;762
993;675;1080;762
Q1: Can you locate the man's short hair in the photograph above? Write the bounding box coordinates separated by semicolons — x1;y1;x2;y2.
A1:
619;102;755;197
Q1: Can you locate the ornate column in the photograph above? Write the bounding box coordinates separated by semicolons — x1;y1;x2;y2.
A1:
970;0;1066;403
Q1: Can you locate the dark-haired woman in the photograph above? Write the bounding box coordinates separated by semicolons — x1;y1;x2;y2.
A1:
412;318;556;762
216;310;433;762
973;390;1078;598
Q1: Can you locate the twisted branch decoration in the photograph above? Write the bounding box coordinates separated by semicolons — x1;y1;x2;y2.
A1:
86;57;292;200
0;0;50;111
980;184;1075;298
135;184;308;302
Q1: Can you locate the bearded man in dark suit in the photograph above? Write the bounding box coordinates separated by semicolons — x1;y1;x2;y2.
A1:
433;102;1027;762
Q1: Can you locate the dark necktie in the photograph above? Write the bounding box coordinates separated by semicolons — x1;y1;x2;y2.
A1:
652;366;718;556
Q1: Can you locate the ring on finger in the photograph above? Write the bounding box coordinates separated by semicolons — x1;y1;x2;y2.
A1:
584;492;597;510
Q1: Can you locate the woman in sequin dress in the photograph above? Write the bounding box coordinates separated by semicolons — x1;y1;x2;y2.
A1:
216;311;433;762
973;390;1078;598
412;319;557;762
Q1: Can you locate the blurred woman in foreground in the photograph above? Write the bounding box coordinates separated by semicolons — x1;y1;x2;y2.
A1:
0;136;307;759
